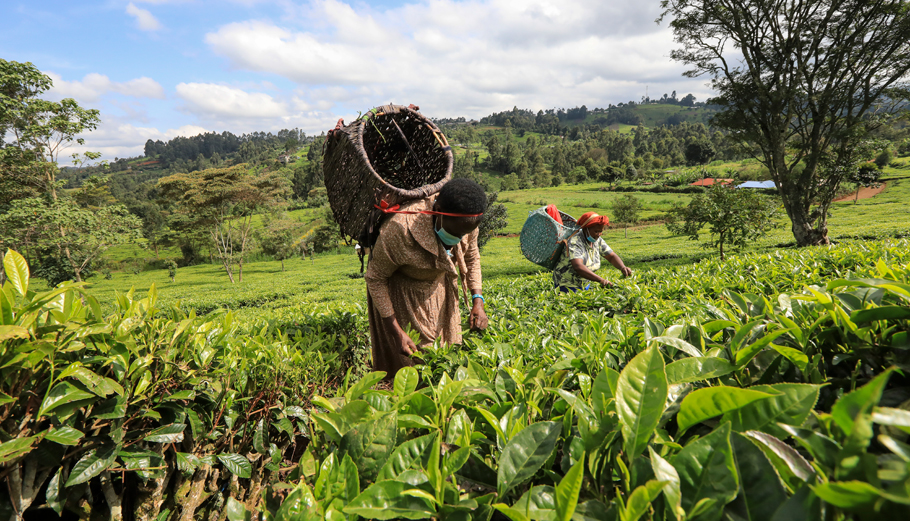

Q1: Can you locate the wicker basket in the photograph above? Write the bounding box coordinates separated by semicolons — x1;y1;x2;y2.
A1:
323;104;454;242
520;207;579;270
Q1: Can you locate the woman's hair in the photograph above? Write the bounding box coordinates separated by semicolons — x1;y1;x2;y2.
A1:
437;178;487;215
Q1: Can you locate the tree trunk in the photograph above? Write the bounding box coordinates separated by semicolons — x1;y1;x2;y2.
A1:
786;204;830;247
777;177;831;247
237;258;243;283
280;259;285;272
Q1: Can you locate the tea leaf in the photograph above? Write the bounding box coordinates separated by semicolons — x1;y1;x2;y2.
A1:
497;421;561;497
217;453;252;478
671;423;738;517
343;480;435;520
726;432;787;520
66;445;118;486
616;345;667;457
666;357;735;384
677;387;777;433
555;451;585;521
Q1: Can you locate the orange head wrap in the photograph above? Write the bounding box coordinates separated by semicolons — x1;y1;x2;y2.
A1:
577;212;609;228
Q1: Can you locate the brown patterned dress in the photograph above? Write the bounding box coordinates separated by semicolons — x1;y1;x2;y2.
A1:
364;196;482;379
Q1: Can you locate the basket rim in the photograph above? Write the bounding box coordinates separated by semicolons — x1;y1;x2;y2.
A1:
353;105;452;197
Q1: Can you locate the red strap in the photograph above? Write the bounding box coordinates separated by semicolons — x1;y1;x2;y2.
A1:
374;200;482;217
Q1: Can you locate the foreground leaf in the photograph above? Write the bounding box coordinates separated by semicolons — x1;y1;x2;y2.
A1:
677;387;776;433
343;480;435;520
66;445;118;486
0;436;37;464
377;432;437;480
665;357;735;385
497;421;561;497
649;447;683;521
555;452;585;521
218;453;252;479
725;384;820;437
616;345;667;458
671;423;738;518
726;432;787;521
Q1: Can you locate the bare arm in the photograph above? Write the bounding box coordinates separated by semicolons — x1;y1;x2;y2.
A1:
604;251;633;277
462;230;487;331
570;258;612;287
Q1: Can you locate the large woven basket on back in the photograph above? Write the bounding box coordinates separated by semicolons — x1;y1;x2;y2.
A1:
520;207;579;270
323;104;453;242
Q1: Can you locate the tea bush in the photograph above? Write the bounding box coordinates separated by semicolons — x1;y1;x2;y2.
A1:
4;236;910;520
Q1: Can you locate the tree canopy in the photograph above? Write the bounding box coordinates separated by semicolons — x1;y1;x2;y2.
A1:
660;0;910;246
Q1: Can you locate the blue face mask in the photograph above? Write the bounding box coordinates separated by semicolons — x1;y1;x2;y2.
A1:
585;230;597;243
435;217;462;246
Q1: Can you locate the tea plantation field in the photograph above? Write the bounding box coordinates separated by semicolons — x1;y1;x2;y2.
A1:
3;169;910;520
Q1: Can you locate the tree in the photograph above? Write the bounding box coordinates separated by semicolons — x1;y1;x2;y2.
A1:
875;149;893;170
661;0;910;246
1;59;101;203
1;60;139;282
665;184;778;260
477;192;508;250
0;198;141;284
308;205;344;253
611;195;642;239
500;173;519;191
685;139;716;166
157;164;289;283
256;216;302;271
848;164;882;204
163;259;177;282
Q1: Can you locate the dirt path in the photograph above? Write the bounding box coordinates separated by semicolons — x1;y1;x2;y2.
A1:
834;181;887;202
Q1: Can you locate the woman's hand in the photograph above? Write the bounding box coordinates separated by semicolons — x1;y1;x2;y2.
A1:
394;325;418;356
619;266;633;277
599;278;613;288
384;316;418;356
469;302;488;331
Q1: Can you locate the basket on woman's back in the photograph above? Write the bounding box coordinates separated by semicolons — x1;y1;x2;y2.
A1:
323;104;454;246
520;207;579;270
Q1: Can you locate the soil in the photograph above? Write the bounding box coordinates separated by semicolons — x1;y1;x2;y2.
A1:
833;182;887;202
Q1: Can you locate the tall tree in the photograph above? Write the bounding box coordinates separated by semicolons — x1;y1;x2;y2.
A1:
611;194;642;239
666;184;778;260
1;60;139;283
660;0;910;246
158;164;289;283
0;59;101;203
0;198;141;283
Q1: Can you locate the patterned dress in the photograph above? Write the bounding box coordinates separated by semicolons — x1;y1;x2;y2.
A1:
552;233;613;292
364;196;482;379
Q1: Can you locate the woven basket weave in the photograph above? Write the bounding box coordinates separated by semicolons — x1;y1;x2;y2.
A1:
323;104;453;241
520;207;580;270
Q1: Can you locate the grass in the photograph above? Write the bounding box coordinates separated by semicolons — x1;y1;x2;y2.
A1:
76;158;910;320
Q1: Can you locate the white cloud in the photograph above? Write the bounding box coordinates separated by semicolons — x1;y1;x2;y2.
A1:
176;83;288;119
47;72;166;103
204;0;707;120
67;122;211;161
126;2;163;32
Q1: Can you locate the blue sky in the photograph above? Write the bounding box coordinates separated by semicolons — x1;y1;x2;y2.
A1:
2;0;710;160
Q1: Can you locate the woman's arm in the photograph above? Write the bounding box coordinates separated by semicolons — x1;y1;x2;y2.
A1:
462;229;488;331
604;251;633;277
570;258;612;287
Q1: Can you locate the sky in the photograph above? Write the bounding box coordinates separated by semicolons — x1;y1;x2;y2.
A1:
2;0;713;161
